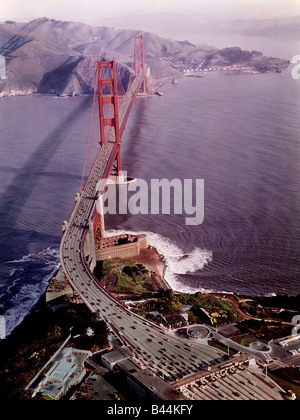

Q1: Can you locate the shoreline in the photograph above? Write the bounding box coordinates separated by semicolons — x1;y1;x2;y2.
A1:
3;273;299;342
10;239;299;337
2;252;300;341
0;62;290;99
1;248;299;401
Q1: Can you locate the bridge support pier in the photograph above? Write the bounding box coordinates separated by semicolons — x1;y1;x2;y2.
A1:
107;171;137;186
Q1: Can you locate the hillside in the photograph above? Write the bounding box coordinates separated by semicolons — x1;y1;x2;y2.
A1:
0;18;290;97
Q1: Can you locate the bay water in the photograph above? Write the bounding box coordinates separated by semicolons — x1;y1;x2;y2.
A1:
0;61;299;336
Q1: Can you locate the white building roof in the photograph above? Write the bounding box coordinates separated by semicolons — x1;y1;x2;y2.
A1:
38;348;91;399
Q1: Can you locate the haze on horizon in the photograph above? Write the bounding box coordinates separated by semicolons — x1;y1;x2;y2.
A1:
2;0;300;25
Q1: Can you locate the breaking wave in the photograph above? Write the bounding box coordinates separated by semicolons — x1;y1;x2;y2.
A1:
0;232;212;338
0;247;60;337
106;229;213;294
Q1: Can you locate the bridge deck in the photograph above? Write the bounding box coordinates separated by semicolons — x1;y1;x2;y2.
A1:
61;74;143;290
58;74;286;401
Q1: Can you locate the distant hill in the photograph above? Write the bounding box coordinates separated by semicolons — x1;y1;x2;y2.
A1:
0;18;290;97
0;18;187;96
216;16;300;38
99;13;300;41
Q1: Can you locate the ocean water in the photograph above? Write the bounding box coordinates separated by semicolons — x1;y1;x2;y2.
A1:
113;68;300;296
0;65;300;336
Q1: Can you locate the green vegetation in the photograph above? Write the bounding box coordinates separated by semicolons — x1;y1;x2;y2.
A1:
208;340;239;356
100;258;157;294
178;292;241;326
186;307;211;325
258;294;300;311
233;334;267;348
166;315;187;329
153;290;183;314
239;300;267;318
234;319;291;342
131;290;241;327
268;369;300;400
239;295;300;323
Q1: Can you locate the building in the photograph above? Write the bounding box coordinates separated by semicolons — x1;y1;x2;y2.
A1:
279;334;300;347
70;371;119;400
46;268;74;302
95;233;148;260
127;369;187;400
35;348;91;400
118;358;141;376
101;347;133;371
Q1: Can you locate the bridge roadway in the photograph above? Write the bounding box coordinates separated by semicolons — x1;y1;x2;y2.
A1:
59;75;286;399
60;74;225;378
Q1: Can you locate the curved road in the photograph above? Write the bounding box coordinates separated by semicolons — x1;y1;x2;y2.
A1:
59;76;225;382
59;74;287;399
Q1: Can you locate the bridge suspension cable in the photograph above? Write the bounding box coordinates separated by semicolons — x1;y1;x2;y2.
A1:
79;36;146;194
80;70;98;194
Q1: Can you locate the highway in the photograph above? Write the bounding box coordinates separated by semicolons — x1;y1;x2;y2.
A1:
59;73;287;400
59;73;226;378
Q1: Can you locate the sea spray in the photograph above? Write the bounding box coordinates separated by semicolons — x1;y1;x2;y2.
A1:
1;247;60;337
106;229;213;294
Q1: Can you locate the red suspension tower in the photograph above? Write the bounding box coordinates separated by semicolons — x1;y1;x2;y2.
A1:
97;36;146;177
93;36;146;238
134;35;146;95
97;59;122;176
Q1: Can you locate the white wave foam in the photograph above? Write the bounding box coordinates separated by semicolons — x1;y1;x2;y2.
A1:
5;247;60;265
4;254;35;264
1;247;60;337
1;236;212;337
265;292;277;298
3;265;59;337
106;229;213;294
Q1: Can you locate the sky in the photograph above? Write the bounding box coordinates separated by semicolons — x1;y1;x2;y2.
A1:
1;0;300;24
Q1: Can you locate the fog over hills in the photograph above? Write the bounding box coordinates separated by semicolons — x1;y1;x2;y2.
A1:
99;13;300;41
0;17;290;97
